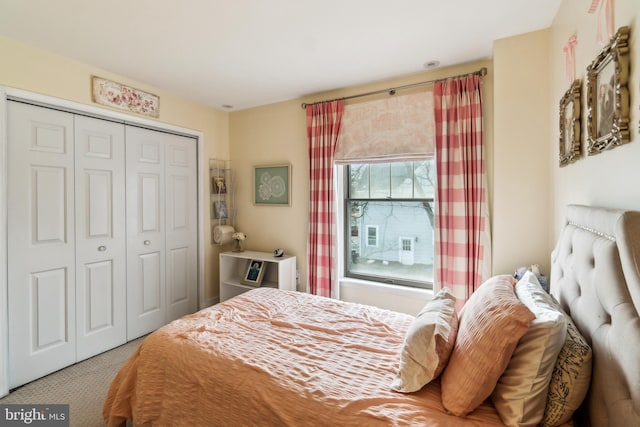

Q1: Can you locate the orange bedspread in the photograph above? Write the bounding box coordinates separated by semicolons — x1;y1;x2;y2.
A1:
104;288;505;426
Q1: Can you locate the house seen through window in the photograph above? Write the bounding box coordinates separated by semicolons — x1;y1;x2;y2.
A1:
345;160;434;289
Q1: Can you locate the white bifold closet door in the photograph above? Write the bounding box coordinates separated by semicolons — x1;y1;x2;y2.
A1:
7;101;198;388
7;103;78;388
125;126;197;340
7;104;127;386
74;115;127;361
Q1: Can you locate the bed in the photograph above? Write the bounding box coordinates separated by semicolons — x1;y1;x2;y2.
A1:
104;205;640;426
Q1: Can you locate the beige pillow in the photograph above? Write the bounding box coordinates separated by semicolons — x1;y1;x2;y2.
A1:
541;298;592;427
492;272;567;426
441;275;535;417
391;288;458;393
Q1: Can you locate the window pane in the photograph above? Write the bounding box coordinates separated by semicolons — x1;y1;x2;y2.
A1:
369;163;390;198
349;163;370;199
391;162;414;198
414;160;435;198
347;200;434;287
366;226;377;246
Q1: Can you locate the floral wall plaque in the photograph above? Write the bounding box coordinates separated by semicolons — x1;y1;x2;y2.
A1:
91;76;159;118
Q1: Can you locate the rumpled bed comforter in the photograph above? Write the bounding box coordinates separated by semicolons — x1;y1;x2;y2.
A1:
104;288;504;426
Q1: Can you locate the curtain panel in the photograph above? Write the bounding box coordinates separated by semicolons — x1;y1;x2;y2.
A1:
335;91;435;163
306;101;344;297
433;75;491;311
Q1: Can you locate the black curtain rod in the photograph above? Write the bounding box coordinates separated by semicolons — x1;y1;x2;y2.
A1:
300;67;487;109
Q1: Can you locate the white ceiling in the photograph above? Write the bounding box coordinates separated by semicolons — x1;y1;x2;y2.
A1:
0;0;561;111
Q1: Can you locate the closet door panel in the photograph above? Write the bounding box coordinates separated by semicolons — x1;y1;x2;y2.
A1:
7;102;76;388
126;126;166;340
169;247;189;304
32;268;69;349
165;136;198;321
85;260;114;329
74;115;126;361
33;166;67;242
87;171;112;236
140;252;162;311
140;173;161;232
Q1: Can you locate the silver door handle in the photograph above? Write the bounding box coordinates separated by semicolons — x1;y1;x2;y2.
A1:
98;245;107;251
144;240;151;245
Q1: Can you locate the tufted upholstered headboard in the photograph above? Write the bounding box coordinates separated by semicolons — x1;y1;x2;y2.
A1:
550;205;640;427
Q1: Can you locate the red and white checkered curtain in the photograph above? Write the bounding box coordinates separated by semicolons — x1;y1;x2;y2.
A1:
434;75;491;311
306;101;344;297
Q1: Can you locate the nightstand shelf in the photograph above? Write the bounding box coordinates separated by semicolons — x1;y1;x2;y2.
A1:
219;250;296;302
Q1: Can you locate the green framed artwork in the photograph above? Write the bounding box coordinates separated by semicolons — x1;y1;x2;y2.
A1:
253;163;291;206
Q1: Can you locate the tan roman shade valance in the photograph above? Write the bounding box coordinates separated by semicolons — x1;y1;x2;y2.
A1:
335;91;435;164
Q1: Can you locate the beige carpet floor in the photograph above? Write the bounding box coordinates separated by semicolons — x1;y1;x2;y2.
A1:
0;337;144;427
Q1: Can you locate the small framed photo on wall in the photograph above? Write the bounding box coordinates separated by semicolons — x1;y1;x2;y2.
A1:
213;201;228;219
212;176;227;194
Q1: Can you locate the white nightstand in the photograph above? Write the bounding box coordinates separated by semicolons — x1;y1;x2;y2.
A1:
219;250;296;302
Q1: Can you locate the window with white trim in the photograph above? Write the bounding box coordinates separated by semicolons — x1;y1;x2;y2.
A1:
344;160;435;289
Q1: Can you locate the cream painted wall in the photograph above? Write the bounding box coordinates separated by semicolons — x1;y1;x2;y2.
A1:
228;99;308;290
4;8;607;309
0;36;230;303
229;61;494;304
493;30;552;276
549;1;640;241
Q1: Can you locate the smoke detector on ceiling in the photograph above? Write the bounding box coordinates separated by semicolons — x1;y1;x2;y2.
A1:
423;60;440;69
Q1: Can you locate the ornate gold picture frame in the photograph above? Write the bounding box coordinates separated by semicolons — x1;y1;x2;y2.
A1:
586;26;630;155
559;79;581;167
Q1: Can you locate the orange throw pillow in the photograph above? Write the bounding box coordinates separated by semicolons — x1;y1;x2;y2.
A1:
441;275;535;417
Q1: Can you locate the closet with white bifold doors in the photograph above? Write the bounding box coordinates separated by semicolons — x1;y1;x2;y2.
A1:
6;100;198;389
125;125;198;340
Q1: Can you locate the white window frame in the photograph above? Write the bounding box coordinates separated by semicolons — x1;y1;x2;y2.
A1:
342;162;434;290
366;225;379;247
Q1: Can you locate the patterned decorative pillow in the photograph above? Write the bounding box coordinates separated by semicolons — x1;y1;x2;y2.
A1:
441;275;535;417
391;288;458;393
541;303;592;427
